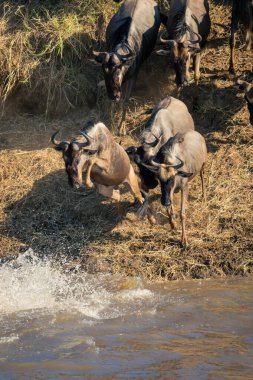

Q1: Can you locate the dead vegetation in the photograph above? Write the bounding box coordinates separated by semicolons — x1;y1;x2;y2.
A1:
0;0;252;281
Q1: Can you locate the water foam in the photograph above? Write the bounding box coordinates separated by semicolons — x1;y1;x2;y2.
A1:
0;250;155;319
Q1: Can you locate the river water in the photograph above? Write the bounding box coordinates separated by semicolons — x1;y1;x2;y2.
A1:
0;251;252;380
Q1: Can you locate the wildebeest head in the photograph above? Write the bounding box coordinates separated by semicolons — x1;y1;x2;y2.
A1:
51;129;98;189
140;134;192;206
93;44;135;102
126;145;158;191
157;32;201;88
238;80;253;125
139;130;161;161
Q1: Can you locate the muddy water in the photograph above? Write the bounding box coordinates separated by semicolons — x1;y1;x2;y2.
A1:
0;251;252;380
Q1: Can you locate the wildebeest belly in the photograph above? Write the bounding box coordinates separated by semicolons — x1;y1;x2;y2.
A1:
91;164;130;187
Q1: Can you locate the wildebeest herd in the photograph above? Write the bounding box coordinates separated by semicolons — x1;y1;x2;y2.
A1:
52;0;253;247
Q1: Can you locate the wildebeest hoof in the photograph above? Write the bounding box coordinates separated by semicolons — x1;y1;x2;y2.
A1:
148;214;156;225
180;240;189;250
229;67;235;75
85;181;94;189
119;121;126;136
170;221;177;230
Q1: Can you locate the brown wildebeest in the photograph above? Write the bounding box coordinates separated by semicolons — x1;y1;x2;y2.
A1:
229;0;253;74
138;131;207;247
156;0;211;90
51;121;154;220
92;0;161;134
237;79;253;125
126;96;195;192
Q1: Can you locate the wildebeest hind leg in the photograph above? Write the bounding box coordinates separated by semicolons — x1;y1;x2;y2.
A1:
126;165;156;224
97;184;125;216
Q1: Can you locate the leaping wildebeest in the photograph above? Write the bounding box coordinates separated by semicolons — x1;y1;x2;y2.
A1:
126;96;195;192
51;121;154;221
139;131;207;247
229;0;253;74
93;0;161;134
157;0;211;89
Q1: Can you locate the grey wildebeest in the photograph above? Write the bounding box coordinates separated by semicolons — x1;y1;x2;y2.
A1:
229;0;253;74
93;0;161;134
140;131;207;247
237;79;253;125
51;121;154;220
126;96;195;192
157;0;211;89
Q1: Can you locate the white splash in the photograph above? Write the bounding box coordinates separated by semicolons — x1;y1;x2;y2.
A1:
0;249;155;319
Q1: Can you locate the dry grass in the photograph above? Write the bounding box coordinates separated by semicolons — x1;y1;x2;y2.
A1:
0;0;253;281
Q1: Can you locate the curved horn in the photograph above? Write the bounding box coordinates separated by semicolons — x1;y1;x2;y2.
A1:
51;130;61;146
150;156;184;169
246;92;253;103
92;51;109;63
173;156;184;170
159;30;170;44
184;32;202;47
116;43;135;61
79;131;94;148
51;130;69;151
140;161;160;173
144;133;160;148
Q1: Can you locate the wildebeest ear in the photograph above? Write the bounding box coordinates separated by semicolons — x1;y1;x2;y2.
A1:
54;143;69;152
82;149;98;156
93;51;109;64
237;80;252;92
177;171;193;178
155;49;170;56
174;133;184;144
125;146;138;155
191;47;201;54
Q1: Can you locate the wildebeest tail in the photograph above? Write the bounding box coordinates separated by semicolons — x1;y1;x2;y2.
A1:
136;190;149;220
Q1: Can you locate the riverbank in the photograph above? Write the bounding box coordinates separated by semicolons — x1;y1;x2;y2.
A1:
0;0;252;280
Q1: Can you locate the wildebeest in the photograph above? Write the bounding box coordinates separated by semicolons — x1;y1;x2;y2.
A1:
93;0;161;134
140;131;207;247
237;79;253;125
51;121;154;219
126;96;195;192
229;0;253;74
157;0;211;89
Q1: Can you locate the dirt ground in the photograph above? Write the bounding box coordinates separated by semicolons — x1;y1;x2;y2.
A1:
0;1;253;281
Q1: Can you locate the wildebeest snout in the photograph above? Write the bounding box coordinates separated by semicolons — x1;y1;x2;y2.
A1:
160;180;172;207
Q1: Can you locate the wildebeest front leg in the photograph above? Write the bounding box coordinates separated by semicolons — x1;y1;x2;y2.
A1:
200;163;206;202
119;78;135;136
193;53;201;109
186;56;191;82
180;186;188;247
85;158;109;188
167;205;177;230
